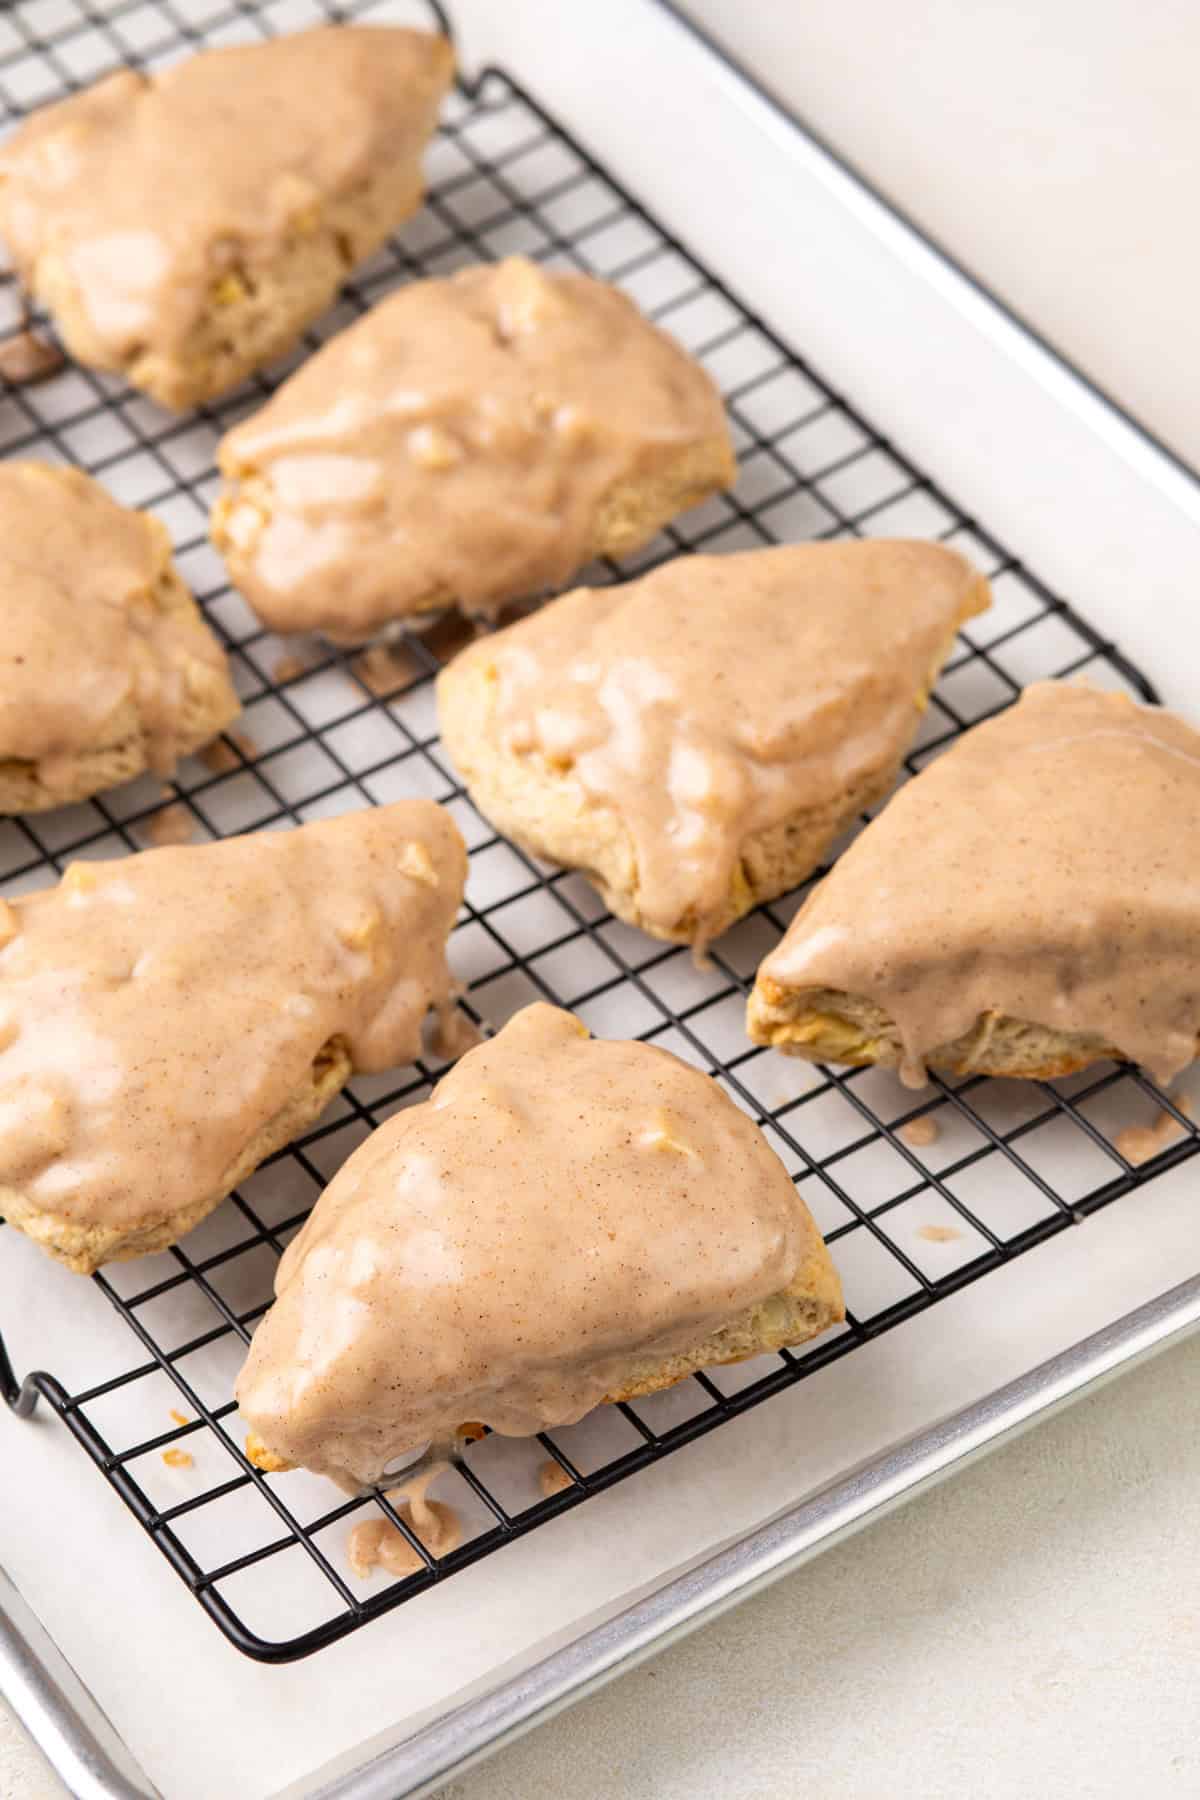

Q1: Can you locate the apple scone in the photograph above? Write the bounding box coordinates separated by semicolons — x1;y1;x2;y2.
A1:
212;256;736;641
237;1003;843;1489
438;540;989;949
0;26;453;408
748;682;1200;1087
0;802;466;1273
0;462;239;814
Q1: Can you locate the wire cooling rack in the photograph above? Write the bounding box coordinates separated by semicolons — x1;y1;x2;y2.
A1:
1;0;1198;1666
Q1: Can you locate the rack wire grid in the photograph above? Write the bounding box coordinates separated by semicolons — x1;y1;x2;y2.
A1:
1;0;1197;1667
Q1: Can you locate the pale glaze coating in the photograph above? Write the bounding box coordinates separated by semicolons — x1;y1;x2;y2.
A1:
447;542;987;941
0;802;465;1241
0;27;450;377
758;683;1200;1087
214;256;733;639
237;1004;813;1486
0;462;233;784
347;1466;461;1580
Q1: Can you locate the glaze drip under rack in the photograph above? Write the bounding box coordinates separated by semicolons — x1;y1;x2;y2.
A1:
1;0;1196;1664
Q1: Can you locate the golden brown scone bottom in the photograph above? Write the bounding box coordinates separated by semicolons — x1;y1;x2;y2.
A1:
236;1004;842;1488
0;463;239;814
438;541;989;949
749;683;1200;1087
0;27;453;407
212;256;735;641
747;983;1158;1082
0;803;466;1273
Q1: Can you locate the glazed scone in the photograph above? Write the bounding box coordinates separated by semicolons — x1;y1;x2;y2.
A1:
748;682;1200;1087
0;462;239;813
0;27;453;409
0;802;466;1273
236;1003;843;1489
438;542;989;949
212;256;736;641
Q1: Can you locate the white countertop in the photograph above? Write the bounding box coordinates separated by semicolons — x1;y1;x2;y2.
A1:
678;0;1200;473
5;2;1199;1794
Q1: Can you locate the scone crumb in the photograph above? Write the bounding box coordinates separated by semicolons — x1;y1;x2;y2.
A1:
245;1431;293;1473
169;1408;190;1426
200;730;259;773
538;1459;574;1499
899;1115;940;1148
200;740;238;773
353;642;419;698
162;1447;194;1469
0;328;65;385
146;801;195;847
917;1223;962;1244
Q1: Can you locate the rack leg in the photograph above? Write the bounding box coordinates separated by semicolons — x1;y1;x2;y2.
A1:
0;1333;44;1419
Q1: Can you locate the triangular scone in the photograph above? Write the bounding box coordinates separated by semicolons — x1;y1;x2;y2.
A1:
236;1003;843;1488
438;541;989;948
749;682;1200;1086
0;802;465;1274
212;257;735;641
0;27;453;408
0;464;240;814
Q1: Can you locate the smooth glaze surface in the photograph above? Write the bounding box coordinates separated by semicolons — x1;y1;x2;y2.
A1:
0;803;464;1242
450;541;986;940
215;257;731;638
759;682;1200;1086
237;1003;825;1487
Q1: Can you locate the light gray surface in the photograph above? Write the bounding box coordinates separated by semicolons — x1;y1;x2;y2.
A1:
678;0;1200;472
433;1334;1200;1800
5;3;1200;1794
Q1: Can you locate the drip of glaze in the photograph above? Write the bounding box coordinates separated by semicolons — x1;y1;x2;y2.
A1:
346;1462;462;1580
1115;1095;1193;1167
0;328;65;385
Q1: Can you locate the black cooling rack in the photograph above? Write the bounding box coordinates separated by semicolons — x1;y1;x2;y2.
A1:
1;0;1198;1665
